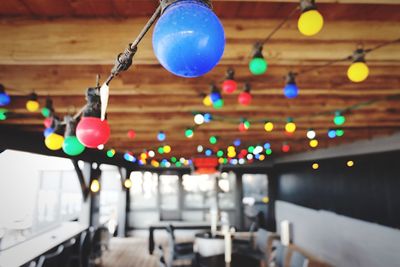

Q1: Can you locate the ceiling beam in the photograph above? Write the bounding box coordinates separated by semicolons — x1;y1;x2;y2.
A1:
0;18;398;65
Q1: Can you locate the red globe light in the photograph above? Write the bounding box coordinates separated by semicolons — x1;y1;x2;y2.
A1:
43;117;52;128
238;122;247;132
76;117;111;148
127;130;136;139
222;79;237;94
282;144;290;153
238;91;252;106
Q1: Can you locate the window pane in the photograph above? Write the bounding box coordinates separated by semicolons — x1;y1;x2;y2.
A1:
130;171;158;209
218;172;236;209
60;171;82;221
160;175;179;210
182;174;215;209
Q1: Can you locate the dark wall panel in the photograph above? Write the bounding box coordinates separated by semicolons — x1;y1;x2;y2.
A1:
273;151;400;229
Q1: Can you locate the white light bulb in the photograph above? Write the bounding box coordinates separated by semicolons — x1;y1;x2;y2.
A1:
197;145;204;153
148;150;155;158
307;130;316;140
194;114;205;125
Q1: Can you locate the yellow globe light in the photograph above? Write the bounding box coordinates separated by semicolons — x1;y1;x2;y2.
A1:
347;62;369;83
26;100;39;112
298;10;324;36
203;95;212;106
312;163;319;170
90;179;100;193
264;121;274;132
309;139;318;148
347;160;354;167
45;133;64;150
124;179;132;189
285;122;296;133
163;145;171;153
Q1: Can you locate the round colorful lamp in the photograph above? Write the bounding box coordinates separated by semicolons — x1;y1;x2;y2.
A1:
153;0;225;78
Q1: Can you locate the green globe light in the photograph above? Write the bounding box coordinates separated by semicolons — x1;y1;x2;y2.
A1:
171;157;177;163
41;107;51;118
223;158;228;164
209;136;218;144
62;136;85;156
158;146;164;154
336;129;344;137
0;109;7;121
249;57;267;75
244;120;251;129
185;128;194;138
248;146;255;153
217;150;224;157
213;99;224;109
106;149;116;158
334;112;346;126
266;148;272;155
176;162;182;167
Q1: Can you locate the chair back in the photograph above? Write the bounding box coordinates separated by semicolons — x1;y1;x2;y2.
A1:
37;245;64;267
289;251;310;267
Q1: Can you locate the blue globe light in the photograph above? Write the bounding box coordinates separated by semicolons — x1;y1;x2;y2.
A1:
43;127;54;137
157;131;166;141
210;91;221;103
284;83;298;99
328;129;337;139
205;149;212;156
204;113;212;123
152;0;225;78
263;142;271;149
233;139;241;147
0;92;10;106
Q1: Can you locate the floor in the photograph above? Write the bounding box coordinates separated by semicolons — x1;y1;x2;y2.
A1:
102;237;159;267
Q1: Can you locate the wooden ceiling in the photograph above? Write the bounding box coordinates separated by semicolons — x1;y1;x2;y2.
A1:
0;0;400;161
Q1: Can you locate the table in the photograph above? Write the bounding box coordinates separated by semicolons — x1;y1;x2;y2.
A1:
194;232;252;257
148;221;212;254
0;222;87;267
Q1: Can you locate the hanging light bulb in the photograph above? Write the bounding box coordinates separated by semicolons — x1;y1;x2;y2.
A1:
43;127;54;137
347;48;369;83
41;97;54;118
282;142;290;153
26;92;39;112
43;117;53;128
239;118;250;132
124;179;132;189
222;68;237;94
185;128;194;138
209;136;218;144
127;129;136;139
197;145;204;153
76;87;111;148
163;145;171;154
333;111;346;126
107;149;116;158
336;129;344;137
238;83;252;106
202;94;213;107
309;139;318;148
153;0;225;78
203;113;212;123
328;129;336;139
62;116;85;156
284;72;299;99
157;131;166;141
0;108;7;120
90;179;100;193
249;43;267;75
264;121;274;132
213;99;224;109
285;118;296;134
44;117;64;151
306;128;316;139
298;0;324;36
233;138;241;147
0;84;10;106
194;113;205;125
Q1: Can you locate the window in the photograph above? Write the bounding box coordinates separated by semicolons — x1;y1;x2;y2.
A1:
130;171;158;209
0;150;83;250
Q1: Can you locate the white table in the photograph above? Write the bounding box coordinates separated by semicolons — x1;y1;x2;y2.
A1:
0;222;87;267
